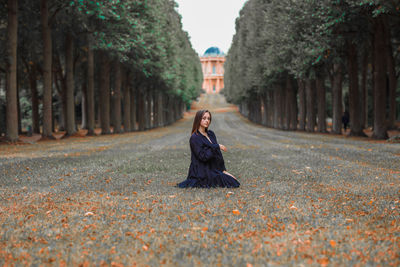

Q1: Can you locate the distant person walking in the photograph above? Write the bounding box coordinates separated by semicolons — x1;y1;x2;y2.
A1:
342;111;350;132
177;110;240;188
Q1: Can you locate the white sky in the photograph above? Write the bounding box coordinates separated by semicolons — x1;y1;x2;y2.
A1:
175;0;248;56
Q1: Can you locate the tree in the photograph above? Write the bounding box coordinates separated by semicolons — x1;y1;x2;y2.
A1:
86;35;95;135
99;51;111;134
6;0;19;142
65;32;76;136
112;61;122;133
41;0;53;138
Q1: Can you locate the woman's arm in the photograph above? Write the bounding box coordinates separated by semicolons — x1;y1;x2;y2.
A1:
190;134;220;162
209;131;227;151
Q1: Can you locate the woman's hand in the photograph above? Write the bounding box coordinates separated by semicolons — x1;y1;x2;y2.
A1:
223;170;238;180
219;144;227;152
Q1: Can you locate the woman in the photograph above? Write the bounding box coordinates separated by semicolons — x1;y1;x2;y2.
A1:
177;109;240;188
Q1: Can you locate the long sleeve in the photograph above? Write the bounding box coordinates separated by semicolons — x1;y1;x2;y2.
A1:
208;131;226;171
190;134;220;162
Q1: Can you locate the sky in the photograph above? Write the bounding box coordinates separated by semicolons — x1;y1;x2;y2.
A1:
174;0;248;56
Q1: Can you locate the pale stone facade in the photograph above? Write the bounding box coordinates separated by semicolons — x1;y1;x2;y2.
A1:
200;47;225;94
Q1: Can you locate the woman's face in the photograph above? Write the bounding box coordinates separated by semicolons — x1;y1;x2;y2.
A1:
200;112;211;129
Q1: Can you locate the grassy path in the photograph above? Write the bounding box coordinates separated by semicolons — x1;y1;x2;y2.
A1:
0;94;399;266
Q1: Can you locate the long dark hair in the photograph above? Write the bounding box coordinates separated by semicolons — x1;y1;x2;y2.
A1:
191;110;212;135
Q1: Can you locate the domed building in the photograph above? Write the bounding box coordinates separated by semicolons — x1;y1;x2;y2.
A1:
200;47;225;94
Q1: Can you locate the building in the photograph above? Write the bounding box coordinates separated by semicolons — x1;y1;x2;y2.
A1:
200;47;225;94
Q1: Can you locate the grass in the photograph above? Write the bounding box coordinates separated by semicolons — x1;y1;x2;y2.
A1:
0;109;399;266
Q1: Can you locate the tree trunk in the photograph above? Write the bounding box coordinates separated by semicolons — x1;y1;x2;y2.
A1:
145;88;151;129
257;96;263;124
277;88;283;129
287;77;297;130
249;99;253;122
6;0;18;141
252;98;256;122
41;0;53;138
260;92;267;126
165;95;170;125
0;82;5;135
148;89;152;129
383;15;397;130
131;84;138;131
174;98;179;122
279;86;285;130
372;17;388;139
267;90;273;127
153;89;159;128
29;64;40;134
273;89;279;129
347;41;366;136
253;98;257;123
151;89;156;127
123;69;131;132
331;64;343;134
284;80;292;130
137;85;145;131
280;91;285;129
252;97;257;123
305;79;316;132
180;100;185;119
86;37;95;135
166;94;172;125
297;80;306;131
54;68;64;131
168;95;174;125
160;92;165;126
173;97;178;122
65;33;76;136
158;91;164;127
112;61;122;133
177;98;182;121
17;79;21;135
248;97;254;122
56;63;67;132
81;81;87;130
164;92;169;126
316;75;327;132
360;50;368;129
99;51;111;134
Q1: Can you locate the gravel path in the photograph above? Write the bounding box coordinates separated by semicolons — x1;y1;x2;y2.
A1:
0;94;399;266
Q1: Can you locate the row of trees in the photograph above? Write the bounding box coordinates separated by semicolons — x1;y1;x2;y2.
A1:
1;0;203;142
224;0;400;139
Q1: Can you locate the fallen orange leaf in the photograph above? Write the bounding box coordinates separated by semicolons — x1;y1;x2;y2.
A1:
232;209;240;215
317;257;330;266
277;249;282;256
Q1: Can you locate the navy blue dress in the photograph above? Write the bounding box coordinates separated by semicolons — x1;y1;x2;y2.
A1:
177;130;240;188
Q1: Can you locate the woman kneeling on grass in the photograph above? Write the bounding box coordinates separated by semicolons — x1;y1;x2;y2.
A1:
177;109;240;188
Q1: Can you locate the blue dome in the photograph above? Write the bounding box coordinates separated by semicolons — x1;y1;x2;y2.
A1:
203;47;225;57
